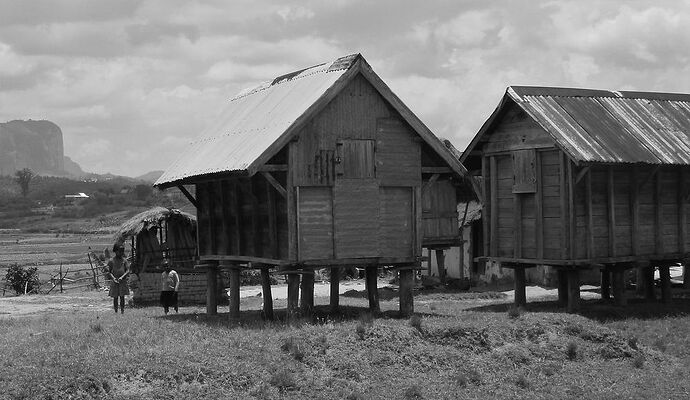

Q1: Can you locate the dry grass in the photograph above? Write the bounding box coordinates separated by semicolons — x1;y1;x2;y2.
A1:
1;289;690;399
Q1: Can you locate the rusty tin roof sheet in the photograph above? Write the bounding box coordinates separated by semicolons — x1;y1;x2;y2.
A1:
507;86;690;165
155;55;358;187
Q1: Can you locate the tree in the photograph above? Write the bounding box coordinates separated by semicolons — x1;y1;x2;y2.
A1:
14;168;34;197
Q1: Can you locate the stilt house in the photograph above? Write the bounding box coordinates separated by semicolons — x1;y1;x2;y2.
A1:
462;86;690;311
154;54;477;318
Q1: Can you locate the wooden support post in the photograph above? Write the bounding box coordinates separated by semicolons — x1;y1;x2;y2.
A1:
330;267;340;313
260;267;274;321
300;271;314;315
644;266;656;301
557;269;568;306
228;265;240;320
601;268;611;300
365;266;380;313
635;268;645;297
287;272;300;316
659;265;672;304
399;267;414;317
514;265;526;307
611;267;627;306
435;249;446;284
206;263;218;315
684;263;690;289
567;269;580;313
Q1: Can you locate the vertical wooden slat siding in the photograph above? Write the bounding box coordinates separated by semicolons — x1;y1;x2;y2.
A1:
287;142;297;261
376;118;421;186
513;193;522;258
266;179;278;259
680;168;687;254
296;187;301;259
586;169;594;258
542;150;562;259
607;167;616;257
490;156;498;256
559;153;567;259
535;151;544;259
631;168;639;256
568;160;575;259
232;181;241;255
482;156;489;257
249;179;261;257
219;180;230;255
660;167;679;252
415;185;423;257
207;182;217;255
655;169;663;254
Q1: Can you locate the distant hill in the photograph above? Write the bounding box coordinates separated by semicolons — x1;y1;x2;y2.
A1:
135;170;163;183
0;119;65;176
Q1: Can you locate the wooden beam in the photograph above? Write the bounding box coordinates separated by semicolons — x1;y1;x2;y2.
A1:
260;267;274;320
421;167;452;174
300;272;315;315
287;272;300;317
535;151;544;259
607;167;616;257
261;171;287;198
398;267;414;317
206;263;218;315
659;265;672;304
560;153;568;259
656;168;664;254
586;169;594;258
199;254;287;266
600;267;611;300
330;266;340;313
568;160;575;259
557;269;568;306
365;266;380;313
566;269;580;313
257;164;288;172
574;166;590;185
482;156;489;257
490;156;498;257
226;263;241;320
421;173;440;194
176;185;198;208
514;265;526;307
611;266;626;306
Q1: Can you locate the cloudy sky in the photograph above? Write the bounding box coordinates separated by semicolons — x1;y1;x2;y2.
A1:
1;0;690;177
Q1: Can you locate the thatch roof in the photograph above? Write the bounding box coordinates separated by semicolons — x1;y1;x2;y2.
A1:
114;207;196;244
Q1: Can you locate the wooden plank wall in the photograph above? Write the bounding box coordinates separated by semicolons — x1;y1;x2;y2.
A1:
380;187;413;257
377;118;420;186
495;155;514;257
422;179;458;239
196;175;287;259
334;179;379;258
297;187;334;260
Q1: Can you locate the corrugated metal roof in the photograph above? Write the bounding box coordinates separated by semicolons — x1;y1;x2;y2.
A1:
507;86;690;165
155;54;359;187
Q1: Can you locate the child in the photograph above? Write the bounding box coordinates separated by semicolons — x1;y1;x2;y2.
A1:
160;260;180;314
107;243;130;313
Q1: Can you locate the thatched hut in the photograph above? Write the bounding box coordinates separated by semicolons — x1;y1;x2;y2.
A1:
114;207;223;305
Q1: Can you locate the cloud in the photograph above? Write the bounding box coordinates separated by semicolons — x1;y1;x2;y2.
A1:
1;0;690;175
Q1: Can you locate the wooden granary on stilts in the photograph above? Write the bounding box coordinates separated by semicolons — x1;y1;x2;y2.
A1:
154;54;477;319
462;86;690;312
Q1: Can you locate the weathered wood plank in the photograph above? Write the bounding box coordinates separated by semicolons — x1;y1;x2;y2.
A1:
490;156;498;256
536;151;544;259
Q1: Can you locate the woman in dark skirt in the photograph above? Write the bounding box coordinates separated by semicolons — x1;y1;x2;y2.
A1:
160;260;180;314
107;243;130;313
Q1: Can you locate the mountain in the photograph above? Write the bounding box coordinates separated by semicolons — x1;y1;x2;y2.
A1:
0;120;66;176
135;170;164;183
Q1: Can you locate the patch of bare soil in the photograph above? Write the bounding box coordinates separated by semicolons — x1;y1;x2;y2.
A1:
0;290;112;317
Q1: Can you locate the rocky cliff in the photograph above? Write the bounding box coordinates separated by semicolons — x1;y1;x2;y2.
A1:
0;119;76;176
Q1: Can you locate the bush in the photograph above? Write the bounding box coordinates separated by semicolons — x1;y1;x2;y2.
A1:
5;264;40;294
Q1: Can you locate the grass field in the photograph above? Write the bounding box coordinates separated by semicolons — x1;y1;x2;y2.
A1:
2;234;690;399
1;286;690;399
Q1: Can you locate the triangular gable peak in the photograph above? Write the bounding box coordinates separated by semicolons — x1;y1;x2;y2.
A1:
462;86;690;170
155;54;467;189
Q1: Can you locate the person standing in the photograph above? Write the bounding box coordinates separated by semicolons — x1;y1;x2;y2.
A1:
107;243;130;314
160;260;180;314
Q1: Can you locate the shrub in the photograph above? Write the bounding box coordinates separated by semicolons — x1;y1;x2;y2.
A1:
508;306;522;319
403;384;424;399
409;315;423;332
566;341;578;361
5;264;40;294
628;336;639;350
633;353;645;369
269;368;297;393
